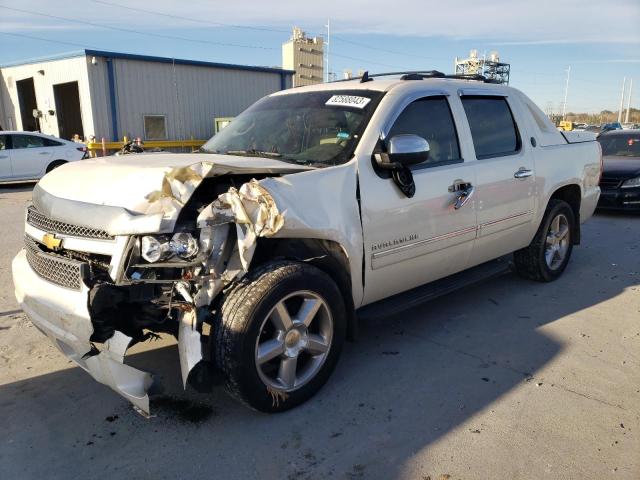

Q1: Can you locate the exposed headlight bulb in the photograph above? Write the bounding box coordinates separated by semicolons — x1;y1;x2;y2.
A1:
140;235;166;263
169;232;199;259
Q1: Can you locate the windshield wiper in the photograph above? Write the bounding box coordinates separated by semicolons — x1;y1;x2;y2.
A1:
225;149;282;158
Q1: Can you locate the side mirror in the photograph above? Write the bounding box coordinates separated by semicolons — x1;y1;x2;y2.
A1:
386;134;430;166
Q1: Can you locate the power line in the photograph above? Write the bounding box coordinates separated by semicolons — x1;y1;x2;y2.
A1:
0;30;101;49
0;4;277;50
90;0;291;34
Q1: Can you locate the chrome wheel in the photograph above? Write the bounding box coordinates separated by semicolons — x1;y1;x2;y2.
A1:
545;213;570;270
254;291;333;392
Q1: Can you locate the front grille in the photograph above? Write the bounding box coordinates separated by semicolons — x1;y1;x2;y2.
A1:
599;178;621;189
26;205;114;240
24;235;86;290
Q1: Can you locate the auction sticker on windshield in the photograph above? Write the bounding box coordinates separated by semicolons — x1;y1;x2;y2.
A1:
325;95;371;109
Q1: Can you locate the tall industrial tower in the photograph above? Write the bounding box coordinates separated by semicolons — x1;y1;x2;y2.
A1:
454;50;511;84
282;27;324;87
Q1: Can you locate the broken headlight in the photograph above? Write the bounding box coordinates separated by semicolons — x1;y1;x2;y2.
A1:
140;233;199;263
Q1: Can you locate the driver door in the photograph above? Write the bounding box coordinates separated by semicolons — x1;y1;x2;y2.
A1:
358;94;478;305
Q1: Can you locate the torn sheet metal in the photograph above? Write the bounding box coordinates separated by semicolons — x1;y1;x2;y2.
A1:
199;179;284;270
177;309;203;389
34;153;311;236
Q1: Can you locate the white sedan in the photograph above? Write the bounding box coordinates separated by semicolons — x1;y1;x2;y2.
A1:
0;131;87;182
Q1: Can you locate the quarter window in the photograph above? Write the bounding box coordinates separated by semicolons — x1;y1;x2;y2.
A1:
0;135;8;150
462;97;520;159
388;96;461;166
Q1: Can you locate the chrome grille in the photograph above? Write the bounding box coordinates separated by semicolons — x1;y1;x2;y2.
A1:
26;205;114;240
24;236;86;290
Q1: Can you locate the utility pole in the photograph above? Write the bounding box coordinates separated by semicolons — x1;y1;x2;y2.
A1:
325;18;330;83
618;77;626;124
562;66;571;120
625;78;633;124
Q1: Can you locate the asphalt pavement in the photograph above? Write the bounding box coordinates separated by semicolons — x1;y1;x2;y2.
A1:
0;183;638;480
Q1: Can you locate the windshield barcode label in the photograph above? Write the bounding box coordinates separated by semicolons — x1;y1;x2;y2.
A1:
325;95;371;109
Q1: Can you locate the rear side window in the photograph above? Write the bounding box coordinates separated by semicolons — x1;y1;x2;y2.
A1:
43;138;63;147
0;135;8;150
462;97;520;159
388;96;461;167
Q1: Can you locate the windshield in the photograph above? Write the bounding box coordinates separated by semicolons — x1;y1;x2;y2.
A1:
201;90;384;166
598;133;640;157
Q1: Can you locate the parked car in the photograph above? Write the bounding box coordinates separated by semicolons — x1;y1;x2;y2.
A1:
596;129;640;211
0;131;87;182
12;73;602;415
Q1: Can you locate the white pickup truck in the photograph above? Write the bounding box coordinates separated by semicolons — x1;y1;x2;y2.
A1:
12;72;601;414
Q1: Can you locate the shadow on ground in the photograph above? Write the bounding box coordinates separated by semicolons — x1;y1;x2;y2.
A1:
0;212;638;479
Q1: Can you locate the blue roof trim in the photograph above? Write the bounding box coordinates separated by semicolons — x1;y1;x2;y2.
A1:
0;50;86;68
1;49;295;75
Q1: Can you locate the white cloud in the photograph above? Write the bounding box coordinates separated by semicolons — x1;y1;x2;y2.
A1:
2;0;639;46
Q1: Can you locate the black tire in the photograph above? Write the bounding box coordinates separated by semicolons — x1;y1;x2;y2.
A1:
46;160;67;173
514;199;575;282
213;260;346;412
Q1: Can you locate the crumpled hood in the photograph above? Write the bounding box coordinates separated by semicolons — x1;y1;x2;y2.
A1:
33;153;311;235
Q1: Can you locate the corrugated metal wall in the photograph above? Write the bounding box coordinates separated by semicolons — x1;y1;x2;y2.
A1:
0;55;94;138
89;56;291;141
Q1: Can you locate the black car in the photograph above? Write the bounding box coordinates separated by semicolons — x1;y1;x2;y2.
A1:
597;129;640;211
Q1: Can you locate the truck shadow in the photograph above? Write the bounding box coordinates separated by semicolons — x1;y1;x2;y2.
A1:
0;217;638;479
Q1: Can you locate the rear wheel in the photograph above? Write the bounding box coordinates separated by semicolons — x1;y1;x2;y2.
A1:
46;160;67;173
214;260;346;412
514;199;575;282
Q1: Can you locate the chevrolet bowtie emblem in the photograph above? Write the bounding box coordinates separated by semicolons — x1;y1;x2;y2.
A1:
42;233;62;250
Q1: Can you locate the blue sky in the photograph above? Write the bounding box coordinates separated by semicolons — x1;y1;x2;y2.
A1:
1;0;638;113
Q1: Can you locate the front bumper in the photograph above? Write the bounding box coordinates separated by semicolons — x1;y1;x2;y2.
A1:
12;249;153;413
597;186;640;211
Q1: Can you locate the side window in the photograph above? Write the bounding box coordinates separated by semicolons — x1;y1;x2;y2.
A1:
12;135;46;149
461;97;520;159
0;135;8;150
388;96;461;166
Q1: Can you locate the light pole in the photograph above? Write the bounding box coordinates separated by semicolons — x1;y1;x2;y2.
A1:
562;66;571;120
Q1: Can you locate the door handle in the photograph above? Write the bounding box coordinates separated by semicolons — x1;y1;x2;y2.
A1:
514;168;533;179
0;155;8;159
454;185;475;210
39;151;50;155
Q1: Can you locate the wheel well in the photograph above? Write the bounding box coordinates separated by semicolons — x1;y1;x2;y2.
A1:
549;184;581;244
46;160;67;173
252;237;358;340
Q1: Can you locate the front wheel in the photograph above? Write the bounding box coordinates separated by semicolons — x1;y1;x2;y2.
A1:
213;261;346;412
514;199;575;282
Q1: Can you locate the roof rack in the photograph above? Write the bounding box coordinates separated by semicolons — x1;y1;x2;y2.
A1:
332;70;503;84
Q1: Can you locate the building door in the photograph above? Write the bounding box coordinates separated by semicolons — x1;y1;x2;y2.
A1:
16;77;39;132
54;81;84;140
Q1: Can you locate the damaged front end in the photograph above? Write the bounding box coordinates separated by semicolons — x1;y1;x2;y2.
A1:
13;163;290;415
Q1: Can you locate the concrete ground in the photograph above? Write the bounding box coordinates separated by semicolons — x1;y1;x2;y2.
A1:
0;183;638;480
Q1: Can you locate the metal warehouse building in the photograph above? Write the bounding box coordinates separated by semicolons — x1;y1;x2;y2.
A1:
0;50;294;142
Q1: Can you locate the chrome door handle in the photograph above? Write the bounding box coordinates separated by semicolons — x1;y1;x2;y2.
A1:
454;185;475;210
514;168;533;179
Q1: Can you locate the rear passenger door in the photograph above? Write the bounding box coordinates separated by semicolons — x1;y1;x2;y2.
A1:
459;92;535;264
0;134;11;179
9;134;53;179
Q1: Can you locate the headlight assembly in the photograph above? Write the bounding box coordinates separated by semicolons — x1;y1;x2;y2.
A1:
621;177;640;188
140;232;200;263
